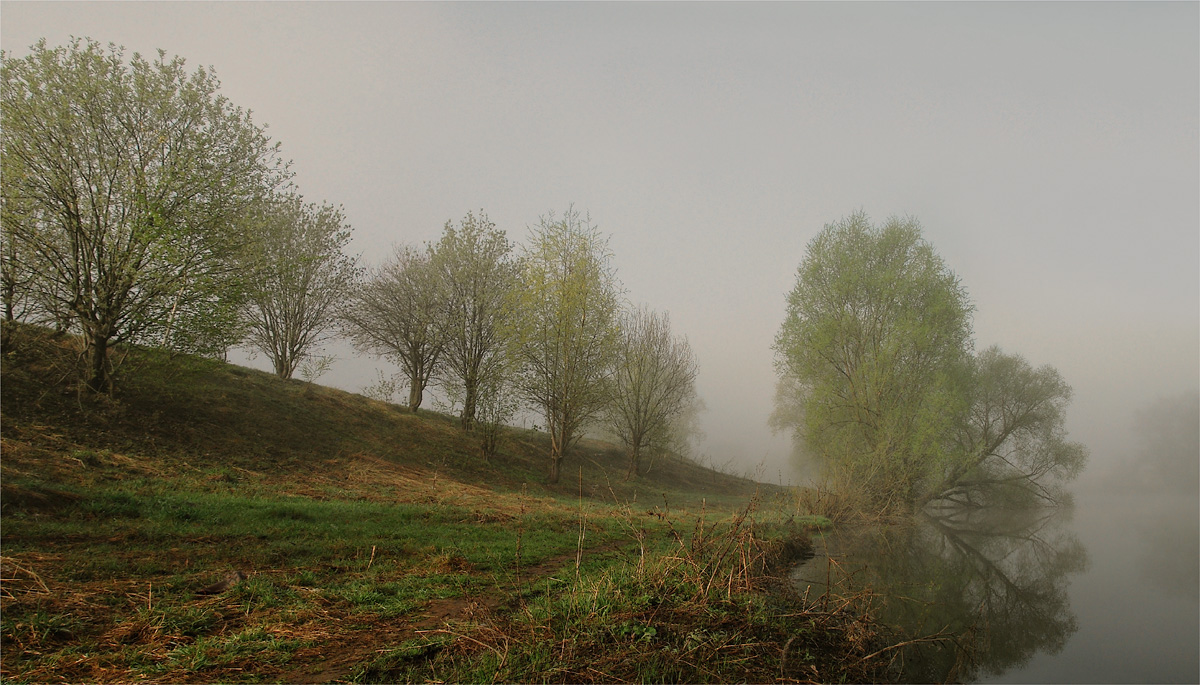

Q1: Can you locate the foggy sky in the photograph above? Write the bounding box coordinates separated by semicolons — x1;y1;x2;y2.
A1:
3;1;1196;483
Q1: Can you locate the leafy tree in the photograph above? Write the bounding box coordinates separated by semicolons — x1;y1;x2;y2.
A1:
604;305;700;479
775;212;973;510
927;347;1087;507
343;245;444;412
428;211;521;429
512;207;621;484
1;38;286;391
775;212;1084;511
242;192;360;379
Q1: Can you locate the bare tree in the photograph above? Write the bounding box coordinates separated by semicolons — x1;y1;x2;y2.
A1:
512;207;621;484
474;363;522;461
242;192;360;379
429;211;521;429
604;305;700;479
343;246;444;412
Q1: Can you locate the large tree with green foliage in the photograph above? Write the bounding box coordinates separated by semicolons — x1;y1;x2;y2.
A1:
1;38;286;391
428;210;521;430
512;207;621;484
775;212;1084;512
775;212;974;509
241;192;360;379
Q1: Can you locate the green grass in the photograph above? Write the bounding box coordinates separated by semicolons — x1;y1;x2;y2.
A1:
369;502;882;684
0;322;889;683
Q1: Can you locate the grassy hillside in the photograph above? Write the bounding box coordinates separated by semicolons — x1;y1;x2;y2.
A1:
0;322;764;505
1;323;889;683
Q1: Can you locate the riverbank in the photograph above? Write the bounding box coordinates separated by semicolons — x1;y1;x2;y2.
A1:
345;507;885;684
1;451;893;682
1;323;900;683
788;504;1097;683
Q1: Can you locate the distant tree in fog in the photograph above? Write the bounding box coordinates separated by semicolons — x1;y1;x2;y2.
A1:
1130;391;1200;493
603;305;699;479
242;192;360;379
343;246;445;412
769;369;823;483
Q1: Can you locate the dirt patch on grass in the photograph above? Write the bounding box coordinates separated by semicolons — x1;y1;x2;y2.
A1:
0;483;82;514
272;612;420;684
275;539;634;683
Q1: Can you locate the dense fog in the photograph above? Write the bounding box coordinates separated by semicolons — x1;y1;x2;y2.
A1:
4;2;1194;491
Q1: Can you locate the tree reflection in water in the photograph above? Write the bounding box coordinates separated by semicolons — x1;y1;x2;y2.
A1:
794;506;1089;683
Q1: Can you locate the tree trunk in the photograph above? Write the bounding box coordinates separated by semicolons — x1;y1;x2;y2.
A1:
625;442;642;481
408;382;423;413
547;418;567;484
480;423;500;462
461;381;477;430
87;332;111;393
274;354;293;379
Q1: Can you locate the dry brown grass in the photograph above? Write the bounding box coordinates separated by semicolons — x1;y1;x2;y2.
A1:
1;322;902;684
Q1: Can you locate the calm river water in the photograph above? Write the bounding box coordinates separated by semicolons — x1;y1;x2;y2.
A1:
791;488;1199;683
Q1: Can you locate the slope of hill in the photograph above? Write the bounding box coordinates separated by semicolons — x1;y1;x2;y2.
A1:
1;322;765;509
0;323;884;684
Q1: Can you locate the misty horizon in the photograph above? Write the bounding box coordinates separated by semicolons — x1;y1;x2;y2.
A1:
3;1;1196;486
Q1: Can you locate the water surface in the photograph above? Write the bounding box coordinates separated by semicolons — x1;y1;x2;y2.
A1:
791;489;1199;683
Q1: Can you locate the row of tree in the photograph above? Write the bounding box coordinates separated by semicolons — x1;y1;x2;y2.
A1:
1;39;701;483
773;212;1087;513
1;38;358;391
344;207;701;483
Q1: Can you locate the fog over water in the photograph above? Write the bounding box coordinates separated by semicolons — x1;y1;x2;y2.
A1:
790;391;1198;682
3;2;1195;487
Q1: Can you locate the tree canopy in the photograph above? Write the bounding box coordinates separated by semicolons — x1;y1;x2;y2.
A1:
241;192;360;379
512;207;621;484
775;212;1084;512
428;211;521;429
604;305;700;479
343;245;444;412
928;346;1087;507
1;38;287;391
